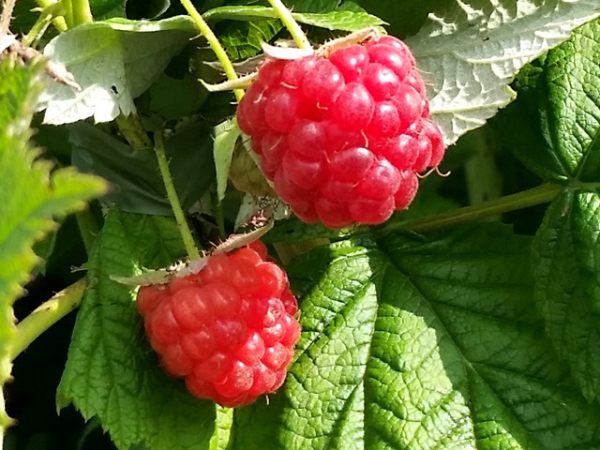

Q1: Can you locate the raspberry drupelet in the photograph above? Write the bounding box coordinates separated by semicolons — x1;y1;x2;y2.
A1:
236;34;445;228
137;240;300;408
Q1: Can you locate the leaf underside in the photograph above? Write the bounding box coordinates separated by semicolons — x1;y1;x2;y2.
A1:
408;0;600;147
39;17;197;125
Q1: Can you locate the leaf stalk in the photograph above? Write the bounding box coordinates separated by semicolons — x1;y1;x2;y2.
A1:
180;0;244;102
11;278;88;360
33;0;68;33
61;0;73;27
377;183;563;236
23;10;54;46
266;0;311;50
71;0;93;25
154;130;201;260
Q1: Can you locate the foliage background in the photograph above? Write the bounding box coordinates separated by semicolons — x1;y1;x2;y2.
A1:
3;0;600;449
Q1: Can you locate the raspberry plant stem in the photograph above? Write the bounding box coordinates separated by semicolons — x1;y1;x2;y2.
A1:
1;0;16;35
23;11;54;46
33;0;68;34
377;183;563;236
266;0;311;50
71;0;93;25
154;130;201;260
61;0;73;27
210;405;233;445
180;0;244;102
11;278;87;360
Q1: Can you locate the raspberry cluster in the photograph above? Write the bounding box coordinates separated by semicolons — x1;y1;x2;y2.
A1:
236;34;444;228
137;241;300;408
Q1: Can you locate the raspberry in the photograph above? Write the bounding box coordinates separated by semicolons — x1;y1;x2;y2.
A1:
137;240;300;408
236;34;446;228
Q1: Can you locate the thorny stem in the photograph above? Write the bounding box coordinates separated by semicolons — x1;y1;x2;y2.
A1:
154;130;201;260
23;11;53;46
375;183;564;237
182;0;315;264
0;0;16;36
11;278;88;360
266;0;311;50
180;0;244;102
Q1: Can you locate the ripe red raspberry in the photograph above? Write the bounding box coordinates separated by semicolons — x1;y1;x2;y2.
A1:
236;34;445;228
137;240;300;408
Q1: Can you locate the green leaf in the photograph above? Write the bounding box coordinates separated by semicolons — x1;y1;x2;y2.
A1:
406;1;600;147
0;58;106;429
357;0;433;38
218;19;282;61
263;219;358;245
214;120;242;202
126;0;171;20
31;229;58;277
231;224;600;449
212;1;366;61
285;0;360;13
495;19;600;183
293;10;385;31
90;0;127;18
204;6;385;32
69;119;215;215
533;190;600;402
148;73;206;120
58;209;215;450
39;16;197;125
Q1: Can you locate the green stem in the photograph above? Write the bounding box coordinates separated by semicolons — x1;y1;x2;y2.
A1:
11;278;87;360
23;10;53;46
34;0;68;32
154;131;201;260
61;0;74;28
266;0;311;50
180;0;244;102
115;114;153;150
71;0;93;25
377;183;563;236
75;208;99;256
